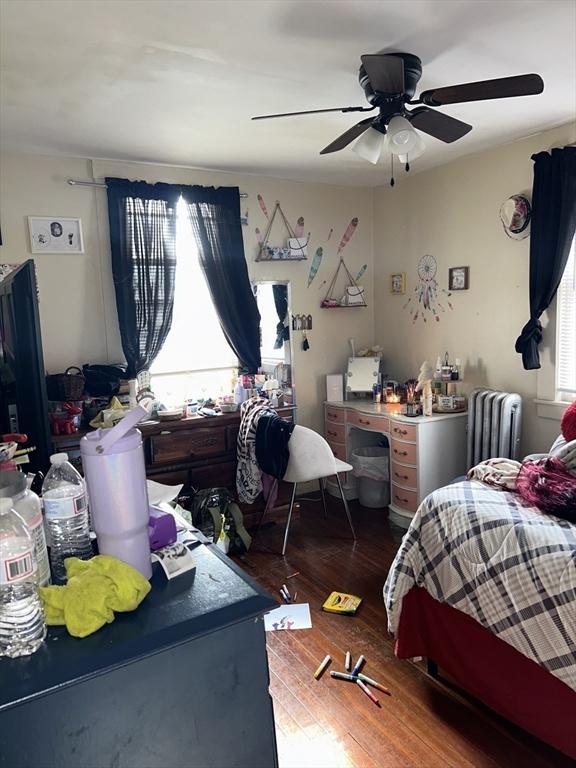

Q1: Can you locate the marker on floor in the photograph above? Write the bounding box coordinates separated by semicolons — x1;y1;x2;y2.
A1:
356;679;380;707
330;671;357;682
345;651;351;671
351;654;365;676
282;584;291;602
358;673;391;696
314;655;331;680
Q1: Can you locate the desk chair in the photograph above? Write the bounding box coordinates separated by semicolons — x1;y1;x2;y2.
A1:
258;424;356;556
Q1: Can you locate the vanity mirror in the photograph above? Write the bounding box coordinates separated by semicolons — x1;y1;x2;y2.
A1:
345;357;380;399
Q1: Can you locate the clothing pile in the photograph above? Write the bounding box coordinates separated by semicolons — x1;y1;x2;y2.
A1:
236;396;294;504
466;437;576;522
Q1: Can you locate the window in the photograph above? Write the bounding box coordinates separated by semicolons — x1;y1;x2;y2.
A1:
150;198;237;405
556;237;576;400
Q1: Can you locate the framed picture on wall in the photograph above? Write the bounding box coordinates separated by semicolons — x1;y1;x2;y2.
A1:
28;216;84;254
448;266;470;291
390;272;406;295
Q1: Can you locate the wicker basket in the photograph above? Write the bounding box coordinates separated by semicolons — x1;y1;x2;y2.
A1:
46;366;85;401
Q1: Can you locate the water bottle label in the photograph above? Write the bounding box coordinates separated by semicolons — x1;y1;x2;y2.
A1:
29;513;51;587
1;550;34;584
44;492;87;520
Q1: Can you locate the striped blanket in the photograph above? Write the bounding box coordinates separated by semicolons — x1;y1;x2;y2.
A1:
384;481;576;692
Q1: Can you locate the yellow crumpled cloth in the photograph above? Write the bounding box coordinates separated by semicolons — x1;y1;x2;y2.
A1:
39;555;151;638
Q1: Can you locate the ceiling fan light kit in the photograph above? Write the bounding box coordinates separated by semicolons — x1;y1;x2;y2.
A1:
252;52;544;187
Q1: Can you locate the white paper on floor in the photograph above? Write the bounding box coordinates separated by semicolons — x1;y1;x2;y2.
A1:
264;603;312;631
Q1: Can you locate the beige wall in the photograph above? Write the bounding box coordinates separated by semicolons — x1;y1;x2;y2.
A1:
2;122;574;449
0;153;374;433
373;122;576;456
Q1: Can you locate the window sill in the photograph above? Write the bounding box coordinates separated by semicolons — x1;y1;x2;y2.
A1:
534;399;569;420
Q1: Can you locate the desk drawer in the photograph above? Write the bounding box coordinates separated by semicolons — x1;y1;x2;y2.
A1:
391;461;417;489
390;421;417;442
327;440;347;462
347;411;390;433
325;406;345;424
390;438;417;465
325;422;346;443
150;427;227;465
391;483;418;513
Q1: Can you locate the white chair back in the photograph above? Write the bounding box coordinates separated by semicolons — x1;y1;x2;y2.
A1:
283;425;338;483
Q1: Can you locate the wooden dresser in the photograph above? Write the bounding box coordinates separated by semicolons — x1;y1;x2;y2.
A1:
52;406;296;526
324;401;467;528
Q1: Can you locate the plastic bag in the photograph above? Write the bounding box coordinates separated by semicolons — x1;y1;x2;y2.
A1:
351;447;389;482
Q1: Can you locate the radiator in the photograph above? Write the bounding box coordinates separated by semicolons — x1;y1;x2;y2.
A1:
467;389;523;468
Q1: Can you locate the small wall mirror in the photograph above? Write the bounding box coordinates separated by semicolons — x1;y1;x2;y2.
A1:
346;357;380;397
253;281;295;406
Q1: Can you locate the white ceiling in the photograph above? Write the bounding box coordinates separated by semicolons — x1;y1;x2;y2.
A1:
1;0;575;186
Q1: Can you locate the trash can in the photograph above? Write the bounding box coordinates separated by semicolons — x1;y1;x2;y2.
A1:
351;446;390;508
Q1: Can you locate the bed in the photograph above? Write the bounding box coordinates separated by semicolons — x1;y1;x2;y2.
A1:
384;480;576;759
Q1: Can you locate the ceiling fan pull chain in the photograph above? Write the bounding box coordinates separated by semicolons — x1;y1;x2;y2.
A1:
390;155;395;187
405;155;410;173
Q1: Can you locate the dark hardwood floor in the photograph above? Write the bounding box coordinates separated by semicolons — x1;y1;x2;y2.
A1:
235;494;572;768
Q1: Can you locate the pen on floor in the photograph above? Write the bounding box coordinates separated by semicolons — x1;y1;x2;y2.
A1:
351;654;365;676
314;655;331;680
293;592;298;602
358;673;391;696
356;679;380;707
286;572;299;579
345;651;351;671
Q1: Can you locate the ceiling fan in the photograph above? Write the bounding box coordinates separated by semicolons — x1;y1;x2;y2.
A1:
252;53;544;170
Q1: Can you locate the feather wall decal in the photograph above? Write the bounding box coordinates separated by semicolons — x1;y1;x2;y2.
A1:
257;194;269;219
295;216;304;238
337;218;358;254
356;264;367;281
307;247;323;287
317;279;327;292
327;227;333;241
255;227;263;245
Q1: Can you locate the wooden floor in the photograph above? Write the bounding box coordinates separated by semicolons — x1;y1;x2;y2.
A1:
235;494;572;768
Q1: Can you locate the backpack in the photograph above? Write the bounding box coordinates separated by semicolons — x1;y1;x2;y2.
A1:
191;488;251;555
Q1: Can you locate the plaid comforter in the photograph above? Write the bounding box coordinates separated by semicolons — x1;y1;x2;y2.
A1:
384;481;576;692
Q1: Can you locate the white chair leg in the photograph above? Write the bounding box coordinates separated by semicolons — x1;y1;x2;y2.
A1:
319;478;328;518
281;483;298;557
335;473;356;540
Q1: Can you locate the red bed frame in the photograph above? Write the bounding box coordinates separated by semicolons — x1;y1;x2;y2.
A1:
395;587;576;759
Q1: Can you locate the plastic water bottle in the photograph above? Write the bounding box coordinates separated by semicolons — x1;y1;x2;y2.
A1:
0;497;46;658
42;453;92;583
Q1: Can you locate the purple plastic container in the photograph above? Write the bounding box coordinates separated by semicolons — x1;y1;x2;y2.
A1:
80;406;152;579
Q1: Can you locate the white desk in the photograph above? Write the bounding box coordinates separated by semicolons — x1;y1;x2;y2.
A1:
324;400;467;528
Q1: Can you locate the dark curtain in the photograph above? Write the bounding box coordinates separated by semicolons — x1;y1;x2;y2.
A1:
272;284;289;349
106;178;179;377
515;147;576;369
181;186;261;372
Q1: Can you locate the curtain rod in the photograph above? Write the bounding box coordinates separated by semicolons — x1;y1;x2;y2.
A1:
67;179;248;198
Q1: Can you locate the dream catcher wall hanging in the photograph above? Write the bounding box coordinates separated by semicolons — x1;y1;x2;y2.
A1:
403;255;453;323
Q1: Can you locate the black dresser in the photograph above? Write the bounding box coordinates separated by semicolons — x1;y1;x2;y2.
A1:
0;544;278;768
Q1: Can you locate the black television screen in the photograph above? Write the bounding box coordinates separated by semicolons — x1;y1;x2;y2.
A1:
0;260;51;472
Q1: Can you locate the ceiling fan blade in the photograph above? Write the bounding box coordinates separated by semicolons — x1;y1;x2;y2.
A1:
408;107;472;143
360;54;405;93
252;106;372;120
419;74;544;107
320;118;375;154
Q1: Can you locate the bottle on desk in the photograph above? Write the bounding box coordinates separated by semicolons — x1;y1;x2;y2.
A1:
42;453;92;584
0;497;47;658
